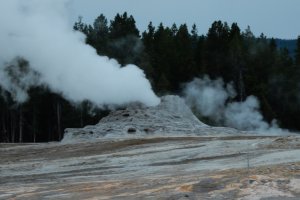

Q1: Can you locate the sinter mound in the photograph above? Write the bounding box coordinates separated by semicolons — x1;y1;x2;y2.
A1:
63;95;239;143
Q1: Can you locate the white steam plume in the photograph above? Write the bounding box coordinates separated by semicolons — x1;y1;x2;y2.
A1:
184;76;286;134
0;0;160;106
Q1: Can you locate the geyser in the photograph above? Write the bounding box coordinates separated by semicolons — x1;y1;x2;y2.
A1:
0;0;160;106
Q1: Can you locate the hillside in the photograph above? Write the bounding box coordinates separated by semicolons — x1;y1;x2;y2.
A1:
275;39;297;58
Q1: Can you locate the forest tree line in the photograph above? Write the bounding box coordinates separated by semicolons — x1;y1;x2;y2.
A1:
1;12;300;142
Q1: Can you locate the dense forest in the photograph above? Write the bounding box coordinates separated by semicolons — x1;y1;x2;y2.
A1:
275;39;297;58
1;12;300;142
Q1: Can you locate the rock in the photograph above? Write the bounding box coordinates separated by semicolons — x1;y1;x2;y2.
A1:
63;95;241;143
127;127;136;134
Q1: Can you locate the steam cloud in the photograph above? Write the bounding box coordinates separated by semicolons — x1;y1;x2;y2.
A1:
184;76;285;134
0;0;160;106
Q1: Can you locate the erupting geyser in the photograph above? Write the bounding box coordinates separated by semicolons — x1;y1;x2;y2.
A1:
0;0;160;106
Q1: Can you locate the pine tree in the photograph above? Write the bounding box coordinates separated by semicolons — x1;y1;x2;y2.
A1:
152;23;176;92
142;22;155;54
204;21;230;78
173;24;195;86
109;12;139;39
91;14;109;55
296;36;300;66
229;23;245;101
107;12;142;65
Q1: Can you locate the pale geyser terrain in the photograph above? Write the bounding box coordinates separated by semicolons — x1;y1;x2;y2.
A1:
1;95;300;200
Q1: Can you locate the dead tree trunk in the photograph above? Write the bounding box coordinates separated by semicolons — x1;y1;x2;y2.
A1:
80;104;83;127
238;67;245;102
1;112;8;142
11;111;15;143
19;106;23;143
32;108;37;143
56;100;62;140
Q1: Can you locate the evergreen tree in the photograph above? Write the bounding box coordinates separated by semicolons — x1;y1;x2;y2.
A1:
296;36;300;66
109;12;139;39
151;23;176;92
172;24;195;87
204;21;230;78
142;22;155;56
228;23;245;101
108;12;142;65
191;24;198;40
91;14;109;55
141;22;156;79
171;23;178;37
73;16;91;37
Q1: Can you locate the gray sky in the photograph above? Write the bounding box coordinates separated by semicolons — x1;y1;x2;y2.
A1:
68;0;300;39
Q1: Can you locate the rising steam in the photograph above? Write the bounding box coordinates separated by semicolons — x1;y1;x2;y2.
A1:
183;76;286;134
0;0;160;106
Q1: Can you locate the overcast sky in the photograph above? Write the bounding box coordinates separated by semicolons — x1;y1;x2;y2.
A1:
68;0;300;39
